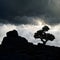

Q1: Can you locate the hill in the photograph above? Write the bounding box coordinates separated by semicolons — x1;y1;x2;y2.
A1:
0;30;60;60
0;41;60;60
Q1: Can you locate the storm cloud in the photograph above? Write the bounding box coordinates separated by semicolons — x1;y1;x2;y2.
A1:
0;0;60;47
0;0;60;25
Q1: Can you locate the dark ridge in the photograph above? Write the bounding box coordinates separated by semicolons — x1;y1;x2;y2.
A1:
0;30;60;60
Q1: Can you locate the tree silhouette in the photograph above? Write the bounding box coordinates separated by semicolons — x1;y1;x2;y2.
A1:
34;26;55;45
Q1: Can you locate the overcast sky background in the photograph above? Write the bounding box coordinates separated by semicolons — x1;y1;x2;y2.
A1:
0;0;60;47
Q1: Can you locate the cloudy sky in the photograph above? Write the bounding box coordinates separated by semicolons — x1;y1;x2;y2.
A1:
0;0;60;47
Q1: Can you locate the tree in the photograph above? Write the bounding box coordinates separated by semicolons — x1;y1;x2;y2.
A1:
34;26;55;45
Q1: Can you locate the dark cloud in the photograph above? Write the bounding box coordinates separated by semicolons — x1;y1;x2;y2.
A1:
0;0;60;25
0;0;48;18
42;17;60;25
0;16;38;25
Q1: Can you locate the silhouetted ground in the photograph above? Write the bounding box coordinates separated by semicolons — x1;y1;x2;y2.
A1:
0;30;60;60
0;42;60;60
